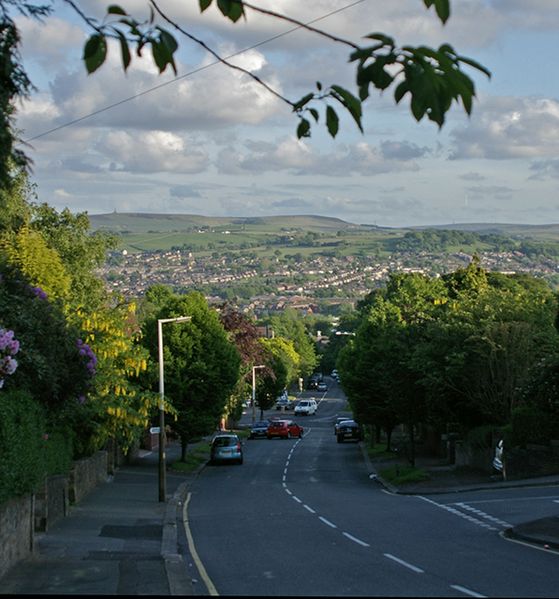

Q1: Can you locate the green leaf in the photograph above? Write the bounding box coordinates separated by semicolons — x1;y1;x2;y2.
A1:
330;85;363;132
158;28;178;54
293;93;314;112
394;81;409;104
297;118;311;139
117;31;131;71
199;0;213;11
107;5;127;16
326;106;339;138
217;0;244;21
423;0;450;24
83;34;107;74
309;108;319;123
458;56;492;79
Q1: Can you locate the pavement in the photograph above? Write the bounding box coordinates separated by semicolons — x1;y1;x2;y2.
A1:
2;435;559;595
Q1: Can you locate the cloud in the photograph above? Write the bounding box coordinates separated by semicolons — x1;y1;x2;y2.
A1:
459;171;486;181
96;130;210;174
449;96;559;159
216;137;424;176
465;185;515;201
169;185;203;199
380;140;430;160
529;159;559;180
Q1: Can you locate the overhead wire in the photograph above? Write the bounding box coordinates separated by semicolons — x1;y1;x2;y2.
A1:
24;0;367;143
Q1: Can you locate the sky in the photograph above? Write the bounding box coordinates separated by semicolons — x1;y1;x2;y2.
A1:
12;0;559;227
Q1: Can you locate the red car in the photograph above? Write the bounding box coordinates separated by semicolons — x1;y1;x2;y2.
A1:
267;419;304;439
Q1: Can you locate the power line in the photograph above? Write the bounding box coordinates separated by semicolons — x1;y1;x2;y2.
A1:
24;0;367;143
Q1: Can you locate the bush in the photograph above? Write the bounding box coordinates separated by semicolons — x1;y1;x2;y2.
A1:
0;390;46;503
511;404;551;447
43;426;74;476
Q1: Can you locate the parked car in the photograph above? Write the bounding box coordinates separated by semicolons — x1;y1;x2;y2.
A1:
334;416;353;435
306;379;319;390
493;439;504;472
267;419;304;439
210;434;243;464
294;399;317;416
317;381;328;392
249;420;270;439
336;420;363;443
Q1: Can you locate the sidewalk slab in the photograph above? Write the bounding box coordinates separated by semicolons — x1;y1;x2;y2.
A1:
0;443;196;596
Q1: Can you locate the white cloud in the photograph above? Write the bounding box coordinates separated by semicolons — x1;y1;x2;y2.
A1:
97;130;209;174
449;96;559;159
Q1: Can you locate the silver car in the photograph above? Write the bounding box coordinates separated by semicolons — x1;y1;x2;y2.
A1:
210;434;243;465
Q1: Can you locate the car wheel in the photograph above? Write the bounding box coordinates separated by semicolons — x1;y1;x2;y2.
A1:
337;435;343;443
267;435;272;440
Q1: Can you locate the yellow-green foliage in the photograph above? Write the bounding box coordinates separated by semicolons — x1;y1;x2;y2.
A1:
0;225;71;299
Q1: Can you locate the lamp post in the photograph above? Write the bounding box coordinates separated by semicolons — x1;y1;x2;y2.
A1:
158;316;191;502
251;365;265;424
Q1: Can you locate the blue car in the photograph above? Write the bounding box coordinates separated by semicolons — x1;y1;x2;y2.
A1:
210;434;243;465
249;420;270;439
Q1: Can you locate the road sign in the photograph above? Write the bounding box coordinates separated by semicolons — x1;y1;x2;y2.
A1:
150;427;161;434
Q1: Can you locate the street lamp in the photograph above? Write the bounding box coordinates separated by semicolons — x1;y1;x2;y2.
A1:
158;316;191;502
251;365;265;424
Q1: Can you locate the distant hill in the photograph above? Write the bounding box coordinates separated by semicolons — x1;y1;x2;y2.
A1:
88;212;358;234
89;212;559;242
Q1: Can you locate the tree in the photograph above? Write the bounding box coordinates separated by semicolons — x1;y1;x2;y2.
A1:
1;0;489;190
141;290;241;460
270;308;317;380
219;303;268;425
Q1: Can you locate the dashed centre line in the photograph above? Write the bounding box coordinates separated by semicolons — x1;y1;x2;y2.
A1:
278;424;486;598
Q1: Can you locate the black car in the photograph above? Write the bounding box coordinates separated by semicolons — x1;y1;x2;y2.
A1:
249;420;270;439
336;420;363;443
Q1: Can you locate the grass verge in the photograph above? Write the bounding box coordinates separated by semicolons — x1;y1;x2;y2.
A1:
379;464;430;485
169;443;210;473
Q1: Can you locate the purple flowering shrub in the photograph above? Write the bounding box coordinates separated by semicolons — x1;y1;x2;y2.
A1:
76;338;97;377
0;328;19;388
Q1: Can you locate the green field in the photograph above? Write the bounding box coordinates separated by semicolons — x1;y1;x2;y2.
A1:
89;212;559;255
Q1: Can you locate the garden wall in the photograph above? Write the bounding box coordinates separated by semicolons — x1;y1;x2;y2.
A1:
0;450;110;578
0;495;33;580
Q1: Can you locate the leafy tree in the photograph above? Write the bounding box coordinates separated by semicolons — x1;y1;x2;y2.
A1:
219;303;268;424
1;0;489;189
270;308;317;380
141;291;241;460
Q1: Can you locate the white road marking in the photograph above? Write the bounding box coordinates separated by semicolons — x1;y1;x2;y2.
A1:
383;553;424;573
455;503;512;528
303;504;316;514
417;496;498;531
285;488;292;496
450;584;486;597
292;495;302;503
319;516;337;529
343;532;370;547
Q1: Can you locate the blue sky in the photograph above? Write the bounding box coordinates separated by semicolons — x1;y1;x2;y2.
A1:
13;0;559;227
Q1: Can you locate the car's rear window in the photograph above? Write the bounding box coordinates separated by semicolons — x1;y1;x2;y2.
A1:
214;437;237;447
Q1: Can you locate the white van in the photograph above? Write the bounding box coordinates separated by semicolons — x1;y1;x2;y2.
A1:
294;399;317;416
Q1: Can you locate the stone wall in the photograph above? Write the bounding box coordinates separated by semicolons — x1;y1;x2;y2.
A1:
0;446;127;579
69;450;109;504
0;495;33;580
454;442;493;473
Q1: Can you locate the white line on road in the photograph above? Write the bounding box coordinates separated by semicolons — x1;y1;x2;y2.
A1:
319;516;337;529
343;532;370;547
292;495;302;503
450;584;486;597
416;496;498;531
303;504;316;514
383;553;424;573
285;488;292;495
